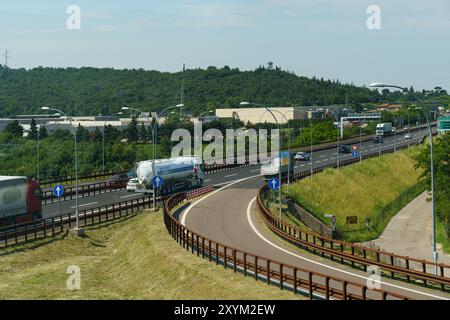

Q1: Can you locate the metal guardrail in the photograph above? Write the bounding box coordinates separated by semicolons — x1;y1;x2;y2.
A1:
163;189;410;300
39;169;120;187
257;134;450;292
0;196;155;249
41;179;129;204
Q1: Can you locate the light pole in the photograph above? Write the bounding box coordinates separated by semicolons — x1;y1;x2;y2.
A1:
329;110;341;169
122;104;183;210
41;107;83;236
241;102;283;220
369;82;438;271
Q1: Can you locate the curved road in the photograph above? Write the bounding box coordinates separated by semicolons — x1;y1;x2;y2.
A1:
178;131;450;300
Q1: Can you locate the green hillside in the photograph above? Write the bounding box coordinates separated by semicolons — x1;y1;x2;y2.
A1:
0;65;382;117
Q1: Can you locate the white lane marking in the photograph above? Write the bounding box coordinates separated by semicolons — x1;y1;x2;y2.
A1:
120;194;141;199
320;155;327;158
250;169;260;172
245;197;448;300
180;174;262;226
204;179;212;182
225;174;238;178
70;201;98;209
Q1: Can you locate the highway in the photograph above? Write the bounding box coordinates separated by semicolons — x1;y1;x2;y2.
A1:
176;129;450;300
42;129;426;218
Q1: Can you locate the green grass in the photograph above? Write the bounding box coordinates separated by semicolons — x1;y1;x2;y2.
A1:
285;147;427;242
0;212;298;299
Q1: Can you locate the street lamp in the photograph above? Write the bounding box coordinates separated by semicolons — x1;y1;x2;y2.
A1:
41;107;83;236
122;104;184;210
369;82;438;272
241;101;283;220
328;110;341;169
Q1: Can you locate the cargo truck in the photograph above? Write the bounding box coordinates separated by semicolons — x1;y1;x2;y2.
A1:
260;153;294;180
134;156;204;195
0;176;43;226
376;123;393;136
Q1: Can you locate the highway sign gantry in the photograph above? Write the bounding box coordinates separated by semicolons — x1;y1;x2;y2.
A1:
53;184;64;198
268;177;280;190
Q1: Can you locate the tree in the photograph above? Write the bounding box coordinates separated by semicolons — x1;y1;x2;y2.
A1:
28;118;38;140
415;133;450;226
139;122;147;143
4;120;24;138
38;125;48;139
127;116;139;143
76;124;90;142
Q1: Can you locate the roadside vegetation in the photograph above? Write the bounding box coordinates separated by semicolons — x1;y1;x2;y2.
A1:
415;133;450;253
0;212;298;299
284;147;426;242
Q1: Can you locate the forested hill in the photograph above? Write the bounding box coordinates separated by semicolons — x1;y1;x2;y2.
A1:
0;65;382;117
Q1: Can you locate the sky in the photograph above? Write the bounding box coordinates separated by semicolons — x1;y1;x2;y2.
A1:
1;0;449;91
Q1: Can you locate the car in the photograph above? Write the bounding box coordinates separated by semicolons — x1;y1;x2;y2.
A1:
338;145;351;154
404;133;412;139
107;173;129;188
126;178;139;192
294;151;310;161
372;135;384;143
127;170;137;178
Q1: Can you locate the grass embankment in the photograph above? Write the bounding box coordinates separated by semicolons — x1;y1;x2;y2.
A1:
285;147;426;242
0;213;297;299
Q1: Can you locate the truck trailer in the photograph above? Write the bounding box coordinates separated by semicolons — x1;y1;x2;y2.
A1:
134;156;204;195
260;153;294;180
0;176;42;226
376;123;393;136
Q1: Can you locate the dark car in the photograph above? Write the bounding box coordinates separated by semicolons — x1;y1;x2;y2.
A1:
338;145;351;154
107;173;129;188
372;135;384;143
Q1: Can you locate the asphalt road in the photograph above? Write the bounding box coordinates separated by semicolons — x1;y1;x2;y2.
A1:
178;129;450;300
43;129;427;218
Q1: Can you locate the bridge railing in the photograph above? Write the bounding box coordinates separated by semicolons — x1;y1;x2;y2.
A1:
162;188;409;300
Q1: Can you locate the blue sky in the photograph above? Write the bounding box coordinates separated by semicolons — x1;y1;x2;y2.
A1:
1;0;449;91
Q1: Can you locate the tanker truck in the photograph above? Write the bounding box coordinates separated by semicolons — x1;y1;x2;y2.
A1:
0;176;43;226
134;156;204;195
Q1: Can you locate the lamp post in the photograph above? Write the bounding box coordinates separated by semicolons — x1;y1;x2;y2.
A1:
122;104;183;210
41;107;83;236
329;110;341;169
241;102;283;220
369;82;438;271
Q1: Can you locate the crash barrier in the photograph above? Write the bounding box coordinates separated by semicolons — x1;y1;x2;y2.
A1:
0;196;156;249
163;191;410;300
39;169;120;187
257;133;450;292
41;179;129;204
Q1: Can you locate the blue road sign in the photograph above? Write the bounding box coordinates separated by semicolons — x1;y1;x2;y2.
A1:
352;151;359;158
152;175;164;188
279;151;290;158
53;185;64;198
268;177;280;190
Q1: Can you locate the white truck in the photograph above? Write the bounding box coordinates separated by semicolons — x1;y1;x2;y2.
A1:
260;154;294;180
134;156;204;195
376;123;393;136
